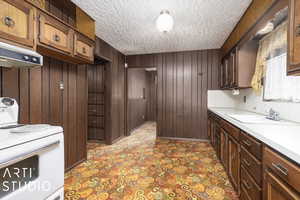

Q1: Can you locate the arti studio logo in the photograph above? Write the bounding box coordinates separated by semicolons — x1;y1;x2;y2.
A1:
1;167;52;193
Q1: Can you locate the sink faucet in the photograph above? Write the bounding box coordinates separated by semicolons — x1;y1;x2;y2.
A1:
266;108;281;121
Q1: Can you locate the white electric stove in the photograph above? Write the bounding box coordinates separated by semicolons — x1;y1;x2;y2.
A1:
0;98;64;200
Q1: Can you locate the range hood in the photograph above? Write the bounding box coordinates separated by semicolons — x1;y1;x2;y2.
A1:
0;42;43;68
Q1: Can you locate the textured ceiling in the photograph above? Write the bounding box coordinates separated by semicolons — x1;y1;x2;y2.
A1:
71;0;252;55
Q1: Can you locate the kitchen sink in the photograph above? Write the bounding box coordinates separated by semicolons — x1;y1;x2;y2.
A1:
226;114;293;125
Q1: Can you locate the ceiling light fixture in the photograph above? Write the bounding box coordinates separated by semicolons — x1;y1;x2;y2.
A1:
156;10;174;33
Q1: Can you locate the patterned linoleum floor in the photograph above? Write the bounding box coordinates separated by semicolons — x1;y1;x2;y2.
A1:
64;122;238;200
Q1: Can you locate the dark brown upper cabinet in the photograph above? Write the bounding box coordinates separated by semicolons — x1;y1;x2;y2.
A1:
220;40;258;90
94;37;112;61
287;0;300;75
0;0;35;47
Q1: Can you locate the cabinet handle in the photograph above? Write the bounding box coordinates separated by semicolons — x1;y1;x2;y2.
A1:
296;24;300;37
272;163;288;176
53;34;60;42
242;180;252;190
243;140;251;147
3;16;15;27
243;158;251;167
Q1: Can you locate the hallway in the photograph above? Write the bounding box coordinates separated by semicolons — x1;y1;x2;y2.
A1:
64;122;238;200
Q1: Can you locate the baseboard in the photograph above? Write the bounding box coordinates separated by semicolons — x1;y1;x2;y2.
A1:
65;158;87;172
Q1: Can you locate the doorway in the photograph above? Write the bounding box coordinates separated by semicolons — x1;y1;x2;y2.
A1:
126;67;157;135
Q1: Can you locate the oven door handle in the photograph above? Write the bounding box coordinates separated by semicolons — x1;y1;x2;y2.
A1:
0;140;60;168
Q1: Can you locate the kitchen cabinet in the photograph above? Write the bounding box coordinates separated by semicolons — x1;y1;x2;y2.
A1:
94;37;112;61
263;147;300;200
288;0;300;75
38;12;74;54
0;0;35;47
74;32;94;62
228;135;241;195
208;110;300;200
220;40;258;89
220;128;228;169
264;170;300;200
76;7;95;41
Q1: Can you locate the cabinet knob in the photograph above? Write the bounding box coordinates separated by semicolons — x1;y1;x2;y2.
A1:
53;34;60;42
3;16;15;27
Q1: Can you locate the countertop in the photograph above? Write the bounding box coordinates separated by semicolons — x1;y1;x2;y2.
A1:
208;107;300;165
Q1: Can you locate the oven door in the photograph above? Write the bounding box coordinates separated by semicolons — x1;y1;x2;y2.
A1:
0;133;64;200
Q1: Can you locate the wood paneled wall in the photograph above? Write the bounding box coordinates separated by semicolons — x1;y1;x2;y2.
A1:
127;68;148;133
146;71;157;121
127;49;220;139
104;50;126;144
222;0;275;55
0;56;87;170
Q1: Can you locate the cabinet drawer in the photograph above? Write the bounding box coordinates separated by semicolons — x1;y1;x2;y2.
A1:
88;128;105;140
74;33;94;62
88;105;104;116
88;116;104;128
240;131;262;160
241;146;262;185
38;12;73;54
0;0;34;47
241;166;261;200
221;119;239;140
264;147;300;193
88;93;104;105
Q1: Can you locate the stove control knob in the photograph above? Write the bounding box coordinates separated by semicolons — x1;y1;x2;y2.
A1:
23;56;30;61
32;57;37;62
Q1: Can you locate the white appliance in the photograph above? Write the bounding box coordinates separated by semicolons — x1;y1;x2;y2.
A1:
0;98;64;200
0;42;43;68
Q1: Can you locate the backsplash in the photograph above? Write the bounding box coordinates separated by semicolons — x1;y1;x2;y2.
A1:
208;89;300;123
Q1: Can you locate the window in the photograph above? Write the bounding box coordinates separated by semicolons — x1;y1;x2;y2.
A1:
264;53;300;102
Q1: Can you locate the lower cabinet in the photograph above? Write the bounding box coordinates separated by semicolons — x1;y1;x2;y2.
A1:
220;128;228;169
264;170;300;200
263;147;300;200
208;111;300;200
228;135;240;195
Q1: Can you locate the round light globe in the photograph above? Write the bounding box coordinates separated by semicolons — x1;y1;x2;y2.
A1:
156;10;174;33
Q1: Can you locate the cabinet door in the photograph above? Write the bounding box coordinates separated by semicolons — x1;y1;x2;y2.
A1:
215;125;221;158
224;58;229;88
0;0;34;47
38;12;73;54
264;170;300;200
74;33;94;62
208;117;212;140
220;128;228;170
288;0;300;75
228;135;240;194
228;51;238;88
